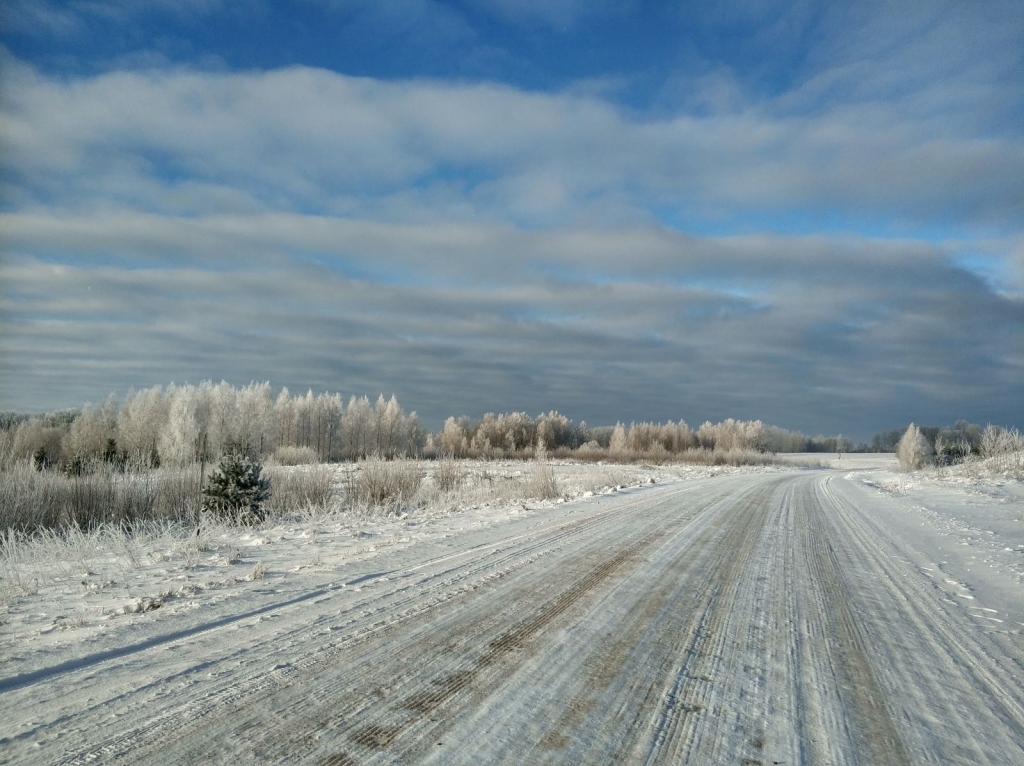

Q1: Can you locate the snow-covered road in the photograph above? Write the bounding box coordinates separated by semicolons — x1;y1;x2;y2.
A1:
3;468;1023;764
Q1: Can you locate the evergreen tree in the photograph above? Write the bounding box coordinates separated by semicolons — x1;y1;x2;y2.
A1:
202;449;271;523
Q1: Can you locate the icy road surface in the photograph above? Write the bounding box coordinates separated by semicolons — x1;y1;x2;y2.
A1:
2;468;1023;764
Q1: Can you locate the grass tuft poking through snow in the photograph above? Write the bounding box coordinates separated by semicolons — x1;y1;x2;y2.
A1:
349;458;423;511
525;461;561;499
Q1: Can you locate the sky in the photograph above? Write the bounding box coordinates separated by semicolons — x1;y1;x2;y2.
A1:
1;0;1022;441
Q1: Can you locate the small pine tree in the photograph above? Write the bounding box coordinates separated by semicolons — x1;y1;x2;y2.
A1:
202;450;271;523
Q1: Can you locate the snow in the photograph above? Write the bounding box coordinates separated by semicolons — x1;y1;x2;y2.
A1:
0;461;710;681
1;457;1022;764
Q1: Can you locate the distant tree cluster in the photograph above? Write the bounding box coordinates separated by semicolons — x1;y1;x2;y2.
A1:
892;421;1022;471
0;381;865;472
0;382;422;471
872;419;985;458
433;411;589;457
429;413;852;459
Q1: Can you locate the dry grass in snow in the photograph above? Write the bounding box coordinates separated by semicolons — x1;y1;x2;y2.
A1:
0;460;751;620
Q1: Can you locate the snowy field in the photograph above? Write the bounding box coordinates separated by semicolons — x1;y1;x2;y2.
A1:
1;457;1022;764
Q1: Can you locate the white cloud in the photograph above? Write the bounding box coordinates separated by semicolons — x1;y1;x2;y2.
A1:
3;217;1021;435
3;54;1020;230
1;0;1022;435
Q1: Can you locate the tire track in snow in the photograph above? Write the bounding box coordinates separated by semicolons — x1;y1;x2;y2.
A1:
56;480;734;765
269;488;728;764
796;481;913;765
632;478;780;765
814;477;1024;764
28;482;702;764
410;477;789;765
11;470;1022;765
522;479;782;763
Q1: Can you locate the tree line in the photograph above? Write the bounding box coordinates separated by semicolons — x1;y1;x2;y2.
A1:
432;413;853;457
873;420;992;461
0;382;421;470
895;421;1023;471
1;381;858;471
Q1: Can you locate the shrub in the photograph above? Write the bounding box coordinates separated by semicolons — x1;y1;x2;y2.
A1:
897;424;933;471
525;462;560;499
350;457;422;509
266;464;335;515
433;454;466;493
202;451;271;523
978;425;1024;478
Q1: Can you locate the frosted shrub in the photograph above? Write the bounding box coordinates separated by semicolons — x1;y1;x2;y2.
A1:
980;425;1023;458
350;458;422;510
433;454;466;493
525;462;560;499
266;464;335;515
272;445;320;466
979;425;1024;478
0;462;194;531
897;424;933;471
153;466;203;521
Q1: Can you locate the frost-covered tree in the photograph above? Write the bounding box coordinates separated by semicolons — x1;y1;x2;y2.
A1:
437;416;469;456
696;421;716;450
371;394;405;457
501;412;535;453
204;381;237;458
536;411;573;451
273;387;296;449
344;395;372;458
897;423;933;471
12;419;66;467
235;382;274;454
295;389;316;449
471;413;502;456
314;391;344;459
609;423;628;454
404;412;424;455
159;388;201;467
625;422;653;452
117;385;168;465
64;394;118;462
741;420;770;452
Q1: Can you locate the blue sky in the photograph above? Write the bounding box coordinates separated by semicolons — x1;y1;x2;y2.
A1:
1;0;1022;440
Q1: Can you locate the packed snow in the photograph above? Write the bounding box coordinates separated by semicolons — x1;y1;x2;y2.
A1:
1;456;1022;764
